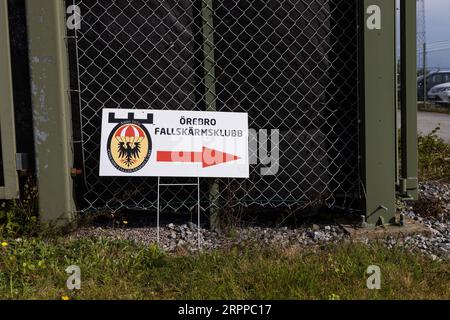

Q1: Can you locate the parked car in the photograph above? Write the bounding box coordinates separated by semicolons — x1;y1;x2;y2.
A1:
428;82;450;102
418;70;450;100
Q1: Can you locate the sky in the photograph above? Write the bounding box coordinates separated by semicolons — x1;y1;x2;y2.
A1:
425;0;450;68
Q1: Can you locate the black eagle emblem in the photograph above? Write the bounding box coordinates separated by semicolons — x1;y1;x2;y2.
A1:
118;141;141;167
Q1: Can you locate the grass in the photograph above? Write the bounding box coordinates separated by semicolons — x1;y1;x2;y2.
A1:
0;125;449;300
0;238;449;300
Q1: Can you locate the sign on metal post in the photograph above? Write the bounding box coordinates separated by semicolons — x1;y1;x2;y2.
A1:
100;109;249;249
100;109;249;178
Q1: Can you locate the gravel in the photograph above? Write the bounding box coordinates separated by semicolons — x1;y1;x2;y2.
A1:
71;181;450;260
395;182;450;260
73;223;346;253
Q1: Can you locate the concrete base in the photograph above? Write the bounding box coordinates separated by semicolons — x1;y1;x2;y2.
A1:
340;218;431;241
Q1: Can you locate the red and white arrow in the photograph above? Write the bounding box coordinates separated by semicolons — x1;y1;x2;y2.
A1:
157;147;241;168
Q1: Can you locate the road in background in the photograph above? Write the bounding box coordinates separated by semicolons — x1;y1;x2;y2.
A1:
398;111;450;143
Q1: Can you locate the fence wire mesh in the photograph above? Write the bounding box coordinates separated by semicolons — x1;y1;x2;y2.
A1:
67;0;362;214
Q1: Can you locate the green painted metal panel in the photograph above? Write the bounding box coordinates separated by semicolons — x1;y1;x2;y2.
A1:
26;0;76;224
0;0;20;199
362;0;397;226
400;0;419;200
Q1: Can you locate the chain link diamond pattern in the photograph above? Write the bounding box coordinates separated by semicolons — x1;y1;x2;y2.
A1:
67;0;362;214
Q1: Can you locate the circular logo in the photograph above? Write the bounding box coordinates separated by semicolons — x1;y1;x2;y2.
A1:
107;121;152;173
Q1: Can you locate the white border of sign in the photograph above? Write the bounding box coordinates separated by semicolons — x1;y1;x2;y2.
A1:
99;109;249;178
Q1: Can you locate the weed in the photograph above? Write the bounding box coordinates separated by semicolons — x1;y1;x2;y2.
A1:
418;127;450;181
413;196;445;218
0;177;39;238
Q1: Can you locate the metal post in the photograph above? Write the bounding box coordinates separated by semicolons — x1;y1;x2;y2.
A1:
197;177;201;250
26;0;76;224
362;0;397;226
399;0;418;200
202;0;216;110
157;177;161;244
202;0;220;231
423;42;427;102
157;178;202;250
0;0;20;199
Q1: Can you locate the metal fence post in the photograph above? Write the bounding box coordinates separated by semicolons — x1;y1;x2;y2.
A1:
202;0;216;111
0;0;20;199
202;0;221;230
399;0;418;200
26;0;76;224
362;0;397;226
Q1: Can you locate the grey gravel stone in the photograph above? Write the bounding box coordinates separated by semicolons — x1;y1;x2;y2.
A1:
395;182;450;260
69;181;450;259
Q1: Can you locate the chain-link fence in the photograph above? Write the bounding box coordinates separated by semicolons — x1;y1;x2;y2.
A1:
67;0;362;214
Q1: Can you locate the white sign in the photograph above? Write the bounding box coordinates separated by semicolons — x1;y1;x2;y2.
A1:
99;109;249;178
